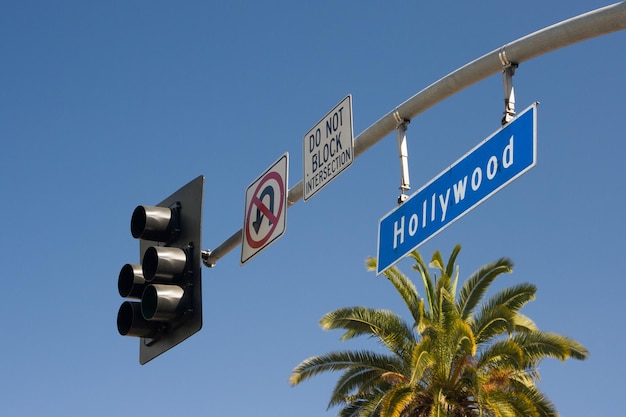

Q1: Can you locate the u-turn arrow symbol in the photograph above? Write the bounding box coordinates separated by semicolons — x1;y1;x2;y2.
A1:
252;185;275;233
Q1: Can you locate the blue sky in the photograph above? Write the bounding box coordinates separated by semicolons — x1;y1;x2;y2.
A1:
2;1;625;416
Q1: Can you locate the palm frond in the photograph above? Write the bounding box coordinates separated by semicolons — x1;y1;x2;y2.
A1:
338;393;382;417
513;331;589;364
445;244;462;279
289;350;402;386
481;390;526;417
482;283;537;315
507;379;560;417
449;318;477;357
380;385;415;417
472;304;517;344
329;366;391;408
365;256;377;273
429;250;445;274
437;280;458;326
320;306;416;358
512;313;538;333
380;262;424;329
368;256;424;329
408;250;436;316
409;341;435;387
457;257;514;320
477;339;524;371
337;386;390;417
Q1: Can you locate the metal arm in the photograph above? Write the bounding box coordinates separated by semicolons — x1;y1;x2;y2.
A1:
202;2;626;268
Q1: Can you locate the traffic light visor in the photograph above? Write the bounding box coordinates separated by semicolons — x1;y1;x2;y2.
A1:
117;301;159;338
141;284;185;321
131;205;174;242
118;264;146;299
142;246;187;282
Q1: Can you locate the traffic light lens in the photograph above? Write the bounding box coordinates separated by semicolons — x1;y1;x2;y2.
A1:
118;264;145;299
117;301;158;338
142;246;187;282
141;284;185;321
131;205;174;242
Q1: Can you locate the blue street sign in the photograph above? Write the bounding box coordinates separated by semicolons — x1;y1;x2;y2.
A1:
377;103;537;275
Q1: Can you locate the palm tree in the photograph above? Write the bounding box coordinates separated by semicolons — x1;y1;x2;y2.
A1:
290;245;588;417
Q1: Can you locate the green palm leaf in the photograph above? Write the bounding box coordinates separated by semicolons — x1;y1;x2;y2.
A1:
457;257;514;320
329;366;389;408
408;250;436;318
321;306;416;357
513;331;589;363
370;258;424;329
291;246;588;417
289;350;403;385
380;385;415;417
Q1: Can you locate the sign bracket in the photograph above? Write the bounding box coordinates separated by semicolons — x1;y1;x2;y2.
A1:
201;249;214;268
499;48;518;125
394;110;411;204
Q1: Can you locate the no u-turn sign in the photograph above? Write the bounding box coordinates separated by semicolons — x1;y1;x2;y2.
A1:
241;153;289;264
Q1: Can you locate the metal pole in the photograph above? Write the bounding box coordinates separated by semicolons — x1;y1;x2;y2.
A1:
203;2;626;267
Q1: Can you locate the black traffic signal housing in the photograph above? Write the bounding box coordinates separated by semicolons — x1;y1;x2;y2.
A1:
117;176;204;364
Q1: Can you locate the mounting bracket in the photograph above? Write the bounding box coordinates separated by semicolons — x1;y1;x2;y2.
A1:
393;110;411;204
499;48;518;125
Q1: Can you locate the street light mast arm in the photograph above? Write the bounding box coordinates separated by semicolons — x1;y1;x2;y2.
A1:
203;2;626;268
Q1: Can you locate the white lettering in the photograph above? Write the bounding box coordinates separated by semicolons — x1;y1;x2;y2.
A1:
408;213;418;236
453;176;468;203
439;189;451;221
471;167;482;191
486;155;498;180
431;193;436;222
502;135;514;168
393;216;405;249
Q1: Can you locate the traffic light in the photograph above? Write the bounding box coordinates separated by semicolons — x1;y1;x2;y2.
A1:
117;175;204;364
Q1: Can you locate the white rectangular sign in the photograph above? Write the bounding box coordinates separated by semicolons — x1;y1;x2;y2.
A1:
303;95;354;201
